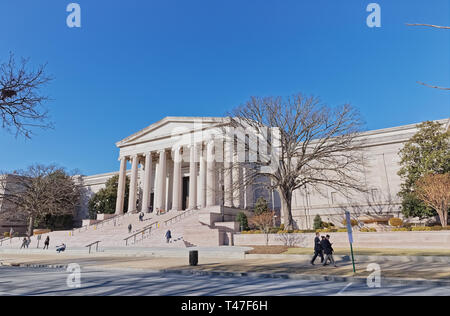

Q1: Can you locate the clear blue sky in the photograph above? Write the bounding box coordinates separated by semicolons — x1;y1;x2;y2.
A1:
0;0;449;175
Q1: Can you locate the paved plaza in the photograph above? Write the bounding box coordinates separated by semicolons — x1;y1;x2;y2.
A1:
0;266;449;296
1;250;450;296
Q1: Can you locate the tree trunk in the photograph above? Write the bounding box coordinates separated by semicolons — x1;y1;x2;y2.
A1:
438;206;448;227
279;189;294;230
27;216;34;236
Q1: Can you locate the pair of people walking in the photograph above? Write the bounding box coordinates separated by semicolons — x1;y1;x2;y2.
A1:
310;232;336;267
20;236;31;249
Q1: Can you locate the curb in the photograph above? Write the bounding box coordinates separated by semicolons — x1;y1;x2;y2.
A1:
1;262;67;269
244;253;450;264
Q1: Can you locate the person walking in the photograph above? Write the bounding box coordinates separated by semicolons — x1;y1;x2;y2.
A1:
322;235;337;267
165;230;172;243
26;236;31;248
310;232;324;265
128;224;132;234
20;237;28;249
43;236;50;250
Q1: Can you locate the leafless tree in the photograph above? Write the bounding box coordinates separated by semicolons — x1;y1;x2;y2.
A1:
250;211;275;246
275;232;306;247
415;173;450;227
227;93;366;229
406;23;450;91
0;53;53;138
0;165;81;235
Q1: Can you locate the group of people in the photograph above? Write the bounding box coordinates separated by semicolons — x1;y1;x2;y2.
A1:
19;235;57;252
20;236;31;249
311;232;337;267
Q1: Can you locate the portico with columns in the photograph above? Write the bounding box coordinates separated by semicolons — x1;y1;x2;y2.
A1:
114;117;255;215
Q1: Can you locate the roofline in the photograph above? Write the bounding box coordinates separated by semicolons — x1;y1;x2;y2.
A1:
115;116;229;147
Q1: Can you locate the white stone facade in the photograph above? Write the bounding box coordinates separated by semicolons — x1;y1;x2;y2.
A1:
74;117;449;229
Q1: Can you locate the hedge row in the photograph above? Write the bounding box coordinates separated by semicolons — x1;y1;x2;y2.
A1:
392;226;450;232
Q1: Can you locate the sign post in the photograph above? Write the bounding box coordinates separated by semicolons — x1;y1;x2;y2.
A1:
345;211;356;274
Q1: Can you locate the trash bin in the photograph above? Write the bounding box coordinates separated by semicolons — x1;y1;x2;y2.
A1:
189;250;198;266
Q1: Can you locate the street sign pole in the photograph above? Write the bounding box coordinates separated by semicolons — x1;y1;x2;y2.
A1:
345;211;356;274
349;240;356;274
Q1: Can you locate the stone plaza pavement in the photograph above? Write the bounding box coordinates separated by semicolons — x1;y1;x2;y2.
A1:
1;249;450;287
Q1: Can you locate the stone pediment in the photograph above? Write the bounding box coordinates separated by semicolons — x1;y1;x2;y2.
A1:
116;116;228;148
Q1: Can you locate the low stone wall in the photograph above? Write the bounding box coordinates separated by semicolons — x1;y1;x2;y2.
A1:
234;231;450;249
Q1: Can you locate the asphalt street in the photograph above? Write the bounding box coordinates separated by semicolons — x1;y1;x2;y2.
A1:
0;266;449;296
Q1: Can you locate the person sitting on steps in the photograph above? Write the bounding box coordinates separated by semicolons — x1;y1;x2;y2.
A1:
56;243;66;253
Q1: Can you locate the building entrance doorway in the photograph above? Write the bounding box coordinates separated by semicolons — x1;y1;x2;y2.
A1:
182;177;189;210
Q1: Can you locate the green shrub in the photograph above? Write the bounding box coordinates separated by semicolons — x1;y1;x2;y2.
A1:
411;226;432;231
254;197;269;215
313;215;323;230
360;227;377;232
337;228;348;233
236;212;249;231
317;228;338;233
392;227;410;231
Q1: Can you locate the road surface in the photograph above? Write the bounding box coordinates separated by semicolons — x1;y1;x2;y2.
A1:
0;266;449;296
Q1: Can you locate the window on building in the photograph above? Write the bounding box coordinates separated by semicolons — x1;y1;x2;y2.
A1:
331;192;337;204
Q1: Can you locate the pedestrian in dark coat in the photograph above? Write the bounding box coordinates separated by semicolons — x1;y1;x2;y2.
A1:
165;230;172;243
310;232;324;265
43;236;50;250
322;235;337;267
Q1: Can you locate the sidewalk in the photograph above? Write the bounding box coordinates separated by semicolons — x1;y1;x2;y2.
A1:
1;252;450;287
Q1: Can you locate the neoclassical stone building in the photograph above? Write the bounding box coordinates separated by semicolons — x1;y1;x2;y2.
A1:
75;116;449;229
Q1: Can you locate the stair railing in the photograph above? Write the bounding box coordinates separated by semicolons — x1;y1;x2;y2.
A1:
124;221;158;246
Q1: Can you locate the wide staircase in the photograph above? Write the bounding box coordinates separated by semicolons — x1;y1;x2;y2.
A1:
1;206;243;251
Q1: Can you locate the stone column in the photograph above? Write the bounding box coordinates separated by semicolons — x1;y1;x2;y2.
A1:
198;143;207;208
115;156;127;215
223;138;233;207
128;155;139;213
232;153;241;208
171;146;182;211
155;149;167;211
141;152;153;213
206;140;216;206
188;144;198;210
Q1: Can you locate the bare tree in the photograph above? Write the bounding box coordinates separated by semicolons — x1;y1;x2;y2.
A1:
0;53;53;138
406;23;450;91
415;173;450;227
228;93;366;229
0;165;81;235
250;211;275;246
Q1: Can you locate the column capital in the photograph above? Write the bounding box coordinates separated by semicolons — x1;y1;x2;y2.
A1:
172;145;182;152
